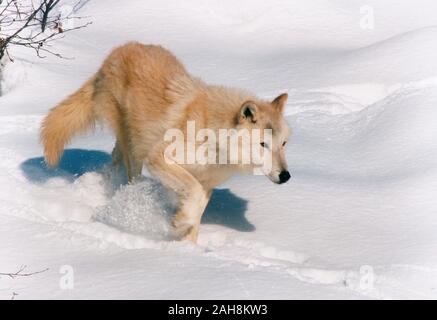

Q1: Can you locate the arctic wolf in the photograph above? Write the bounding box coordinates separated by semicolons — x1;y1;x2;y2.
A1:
41;42;291;243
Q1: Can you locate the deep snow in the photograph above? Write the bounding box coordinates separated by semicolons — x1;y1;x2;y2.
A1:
1;0;437;299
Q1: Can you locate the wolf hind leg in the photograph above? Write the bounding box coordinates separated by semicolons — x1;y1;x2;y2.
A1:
109;141;128;185
93;89;138;183
128;157;143;182
111;140;124;167
111;140;142;183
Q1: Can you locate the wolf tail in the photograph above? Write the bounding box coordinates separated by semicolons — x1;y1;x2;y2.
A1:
41;75;97;167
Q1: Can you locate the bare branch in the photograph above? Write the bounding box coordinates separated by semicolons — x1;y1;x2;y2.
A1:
0;0;91;61
0;265;49;279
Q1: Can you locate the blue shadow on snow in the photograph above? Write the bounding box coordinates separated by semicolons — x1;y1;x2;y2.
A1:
20;148;112;183
20;148;254;232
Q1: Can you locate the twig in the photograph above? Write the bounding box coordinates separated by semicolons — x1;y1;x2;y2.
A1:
0;265;49;279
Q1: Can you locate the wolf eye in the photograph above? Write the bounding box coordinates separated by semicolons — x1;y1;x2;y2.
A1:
260;142;267;148
282;141;287;147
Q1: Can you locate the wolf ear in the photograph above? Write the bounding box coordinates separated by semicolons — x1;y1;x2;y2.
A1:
239;101;257;123
272;93;288;113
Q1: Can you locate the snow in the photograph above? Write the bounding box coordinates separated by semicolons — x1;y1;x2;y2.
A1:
1;0;437;299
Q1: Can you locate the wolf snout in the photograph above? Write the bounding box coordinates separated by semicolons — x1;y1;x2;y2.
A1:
278;170;291;184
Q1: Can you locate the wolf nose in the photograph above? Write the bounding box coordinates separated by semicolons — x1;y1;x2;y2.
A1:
279;170;291;184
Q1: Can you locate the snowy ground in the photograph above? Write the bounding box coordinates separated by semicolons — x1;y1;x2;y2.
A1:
1;0;437;299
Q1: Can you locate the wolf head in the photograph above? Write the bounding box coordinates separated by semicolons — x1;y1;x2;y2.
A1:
236;93;291;184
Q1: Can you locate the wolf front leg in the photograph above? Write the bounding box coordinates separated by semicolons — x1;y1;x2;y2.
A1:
145;152;210;243
181;188;213;242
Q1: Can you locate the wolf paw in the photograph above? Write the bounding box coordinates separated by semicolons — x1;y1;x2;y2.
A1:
170;217;198;243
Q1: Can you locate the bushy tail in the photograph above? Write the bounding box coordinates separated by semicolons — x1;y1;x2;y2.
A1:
41;76;97;167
